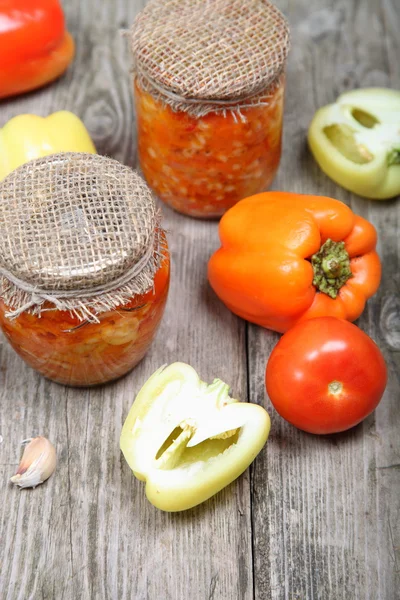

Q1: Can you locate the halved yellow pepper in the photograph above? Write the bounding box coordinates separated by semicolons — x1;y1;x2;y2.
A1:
120;363;270;512
0;111;96;179
308;88;400;200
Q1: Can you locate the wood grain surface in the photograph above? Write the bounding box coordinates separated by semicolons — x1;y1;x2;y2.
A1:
0;0;398;599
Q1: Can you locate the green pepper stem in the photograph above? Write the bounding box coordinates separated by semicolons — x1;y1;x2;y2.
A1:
207;378;233;408
388;148;400;166
311;239;353;298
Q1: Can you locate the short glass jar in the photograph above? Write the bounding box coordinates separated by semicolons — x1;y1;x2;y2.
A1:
130;0;290;218
0;153;169;387
0;244;169;387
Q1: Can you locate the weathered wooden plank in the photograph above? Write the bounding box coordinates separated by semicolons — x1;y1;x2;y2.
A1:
250;1;400;599
382;0;400;85
0;1;253;599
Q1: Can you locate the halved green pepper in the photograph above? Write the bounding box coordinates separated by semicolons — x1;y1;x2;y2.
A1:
120;363;270;512
308;88;400;200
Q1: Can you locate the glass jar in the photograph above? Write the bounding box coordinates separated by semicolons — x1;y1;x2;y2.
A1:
0;241;169;387
130;0;290;218
135;75;285;218
0;153;169;387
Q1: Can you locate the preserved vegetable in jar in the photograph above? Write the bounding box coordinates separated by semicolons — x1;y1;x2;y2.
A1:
130;0;290;218
135;76;285;218
0;153;170;387
0;248;169;387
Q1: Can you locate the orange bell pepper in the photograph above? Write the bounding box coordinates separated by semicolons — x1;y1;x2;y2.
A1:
208;192;381;333
0;0;75;99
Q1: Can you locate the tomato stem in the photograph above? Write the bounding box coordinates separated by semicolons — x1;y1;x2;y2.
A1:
328;380;343;395
312;239;353;298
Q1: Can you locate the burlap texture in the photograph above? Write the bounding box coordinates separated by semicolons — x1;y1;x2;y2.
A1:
0;153;164;321
130;0;290;116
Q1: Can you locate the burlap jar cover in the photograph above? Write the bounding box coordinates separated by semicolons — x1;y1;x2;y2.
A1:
0;153;163;322
130;0;290;117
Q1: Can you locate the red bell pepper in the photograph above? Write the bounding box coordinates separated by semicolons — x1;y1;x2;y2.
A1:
0;0;75;99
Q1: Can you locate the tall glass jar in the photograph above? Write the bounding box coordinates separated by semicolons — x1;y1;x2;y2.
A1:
0;153;170;387
130;0;290;218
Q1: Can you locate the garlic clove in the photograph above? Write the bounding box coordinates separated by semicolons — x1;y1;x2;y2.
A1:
10;436;57;489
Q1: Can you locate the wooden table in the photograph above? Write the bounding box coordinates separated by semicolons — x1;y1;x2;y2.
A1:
0;1;399;598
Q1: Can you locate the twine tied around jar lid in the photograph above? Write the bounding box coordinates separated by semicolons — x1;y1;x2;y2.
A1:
130;0;290;117
0;153;165;322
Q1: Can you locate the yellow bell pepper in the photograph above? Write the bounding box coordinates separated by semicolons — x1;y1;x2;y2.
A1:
120;363;270;512
0;111;96;179
308;88;400;200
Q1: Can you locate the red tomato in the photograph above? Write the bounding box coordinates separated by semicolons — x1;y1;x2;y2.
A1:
265;317;387;434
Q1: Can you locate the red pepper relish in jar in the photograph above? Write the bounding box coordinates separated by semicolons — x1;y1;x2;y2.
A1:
130;0;290;219
0;153;170;386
